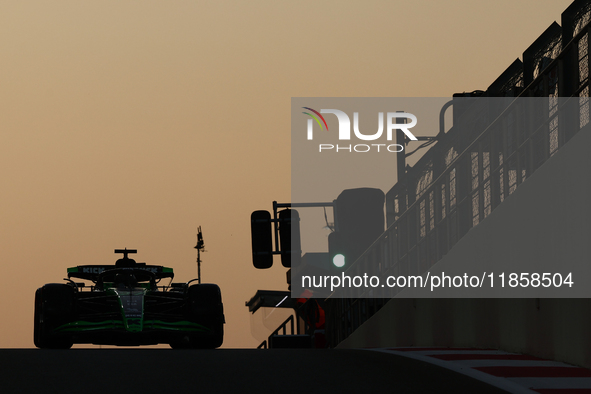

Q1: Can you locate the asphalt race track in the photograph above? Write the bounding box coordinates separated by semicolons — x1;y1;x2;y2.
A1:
0;349;510;393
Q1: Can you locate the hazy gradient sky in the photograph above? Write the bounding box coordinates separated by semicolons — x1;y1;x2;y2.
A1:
0;0;574;348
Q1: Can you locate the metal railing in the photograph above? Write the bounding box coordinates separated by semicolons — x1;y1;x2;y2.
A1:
257;314;295;349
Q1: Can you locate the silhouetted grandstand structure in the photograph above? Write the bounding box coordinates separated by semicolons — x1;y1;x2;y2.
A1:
327;0;591;347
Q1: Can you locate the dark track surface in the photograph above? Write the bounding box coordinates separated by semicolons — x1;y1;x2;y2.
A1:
0;349;509;393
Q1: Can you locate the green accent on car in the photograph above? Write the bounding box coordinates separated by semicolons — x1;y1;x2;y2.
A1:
55;320;125;332
143;320;209;332
54;319;209;333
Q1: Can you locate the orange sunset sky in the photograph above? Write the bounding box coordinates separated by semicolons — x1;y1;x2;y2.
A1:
0;1;573;348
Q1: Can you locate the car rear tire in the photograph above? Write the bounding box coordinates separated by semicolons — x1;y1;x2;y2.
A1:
176;284;224;349
34;284;75;349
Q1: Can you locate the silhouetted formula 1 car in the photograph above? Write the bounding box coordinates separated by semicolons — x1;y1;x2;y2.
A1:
34;249;224;349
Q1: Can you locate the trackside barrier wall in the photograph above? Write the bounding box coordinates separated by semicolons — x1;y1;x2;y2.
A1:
336;298;591;369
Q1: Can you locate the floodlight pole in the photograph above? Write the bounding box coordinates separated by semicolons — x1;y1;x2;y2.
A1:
194;226;205;284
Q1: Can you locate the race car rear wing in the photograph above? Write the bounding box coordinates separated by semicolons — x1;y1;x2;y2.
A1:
67;265;174;282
